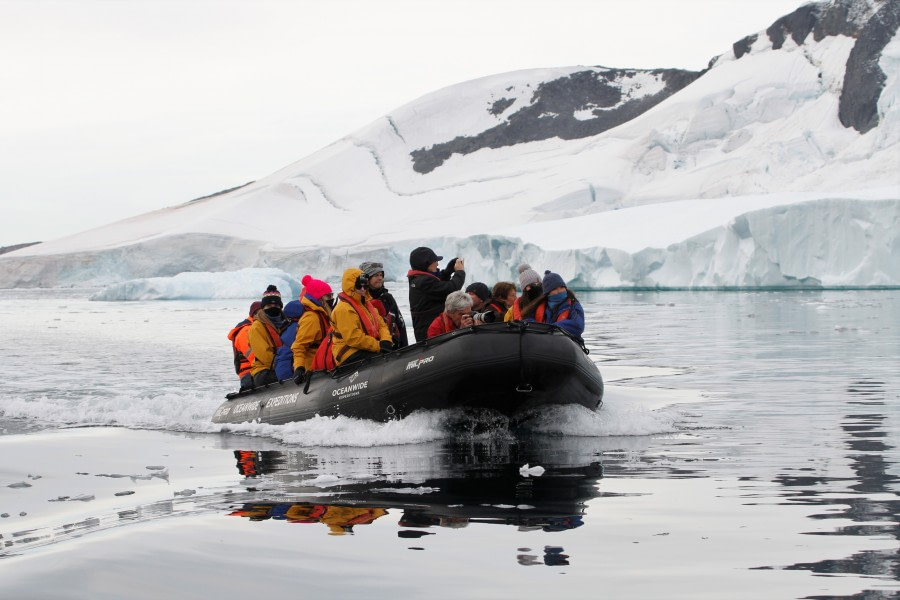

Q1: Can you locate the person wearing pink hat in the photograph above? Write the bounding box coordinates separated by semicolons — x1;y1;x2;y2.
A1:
290;275;335;384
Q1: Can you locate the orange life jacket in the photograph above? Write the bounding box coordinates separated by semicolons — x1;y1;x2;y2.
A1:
227;318;255;378
311;312;335;372
337;292;380;338
514;300;570;323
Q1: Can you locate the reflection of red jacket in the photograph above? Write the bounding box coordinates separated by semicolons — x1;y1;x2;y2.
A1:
426;313;457;339
227;317;255;379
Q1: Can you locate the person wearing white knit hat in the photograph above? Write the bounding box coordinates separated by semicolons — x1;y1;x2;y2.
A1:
504;264;544;322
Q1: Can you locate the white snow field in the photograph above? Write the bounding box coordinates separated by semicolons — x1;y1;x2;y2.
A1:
2;0;898;290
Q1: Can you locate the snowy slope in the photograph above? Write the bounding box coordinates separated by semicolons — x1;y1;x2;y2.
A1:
2;0;898;289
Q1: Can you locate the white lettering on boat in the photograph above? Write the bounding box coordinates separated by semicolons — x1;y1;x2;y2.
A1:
232;400;261;414
332;380;369;399
406;356;435;371
266;392;299;409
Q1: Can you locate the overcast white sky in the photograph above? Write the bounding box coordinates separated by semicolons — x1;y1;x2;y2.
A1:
0;0;809;246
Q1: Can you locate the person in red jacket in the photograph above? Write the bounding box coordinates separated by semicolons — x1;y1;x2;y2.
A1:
426;291;474;339
227;301;261;391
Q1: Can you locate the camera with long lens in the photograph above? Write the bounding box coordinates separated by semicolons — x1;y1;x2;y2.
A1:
472;310;498;324
355;273;369;290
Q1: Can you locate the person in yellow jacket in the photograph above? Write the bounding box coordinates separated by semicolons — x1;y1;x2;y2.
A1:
290;274;334;383
248;285;289;387
331;267;393;366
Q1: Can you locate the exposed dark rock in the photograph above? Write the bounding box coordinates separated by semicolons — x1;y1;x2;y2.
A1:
0;242;40;256
840;0;900;133
767;3;821;48
184;181;254;205
736;0;898;135
733;34;758;59
489;97;516;116
411;68;701;174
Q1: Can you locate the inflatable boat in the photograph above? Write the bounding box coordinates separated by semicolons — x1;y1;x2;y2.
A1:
211;321;603;425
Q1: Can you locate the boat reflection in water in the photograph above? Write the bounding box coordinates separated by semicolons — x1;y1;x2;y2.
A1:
225;435;607;550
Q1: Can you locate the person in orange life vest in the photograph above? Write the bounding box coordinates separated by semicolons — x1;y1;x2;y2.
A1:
248;285;289;387
274;300;305;381
407;246;466;343
290;275;334;384
520;270;586;340
331;268;392;366
359;261;408;349
227;301;261;391
427;291;475;339
505;264;543;322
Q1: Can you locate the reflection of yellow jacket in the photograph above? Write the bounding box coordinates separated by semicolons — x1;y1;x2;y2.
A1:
320;506;388;535
291;296;331;370
248;311;283;376
284;504;388;535
332;268;391;366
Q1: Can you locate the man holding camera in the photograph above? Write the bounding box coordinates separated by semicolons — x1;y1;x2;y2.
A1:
407;246;466;342
331;267;393;366
426;291;475;339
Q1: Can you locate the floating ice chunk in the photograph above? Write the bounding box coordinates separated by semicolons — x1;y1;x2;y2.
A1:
519;464;545;477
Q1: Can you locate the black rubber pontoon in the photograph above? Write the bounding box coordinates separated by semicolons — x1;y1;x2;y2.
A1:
211;321;603;425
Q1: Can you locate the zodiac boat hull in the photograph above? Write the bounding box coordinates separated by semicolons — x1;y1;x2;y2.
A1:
211;322;603;425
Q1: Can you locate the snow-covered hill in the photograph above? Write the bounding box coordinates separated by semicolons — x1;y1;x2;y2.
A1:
2;0;898;289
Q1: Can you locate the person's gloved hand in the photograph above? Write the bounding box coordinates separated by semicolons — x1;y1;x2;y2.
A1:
379;340;393;353
440;257;458;280
293;366;306;385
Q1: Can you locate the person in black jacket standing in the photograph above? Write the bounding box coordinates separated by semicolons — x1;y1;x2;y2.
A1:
407;246;466;342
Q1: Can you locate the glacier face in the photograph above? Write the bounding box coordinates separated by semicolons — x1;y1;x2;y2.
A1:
1;0;898;291
89;268;302;301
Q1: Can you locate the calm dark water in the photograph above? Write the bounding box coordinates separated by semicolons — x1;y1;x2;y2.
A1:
1;289;898;599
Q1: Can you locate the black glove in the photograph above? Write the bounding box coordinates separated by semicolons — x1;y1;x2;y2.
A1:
293;367;306;385
440;257;458;280
379;340;393;353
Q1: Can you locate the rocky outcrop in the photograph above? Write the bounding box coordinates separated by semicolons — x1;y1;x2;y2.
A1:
410;68;701;174
735;0;899;134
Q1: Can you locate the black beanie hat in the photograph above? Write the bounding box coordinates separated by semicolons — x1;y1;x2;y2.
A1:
465;282;490;303
260;284;283;309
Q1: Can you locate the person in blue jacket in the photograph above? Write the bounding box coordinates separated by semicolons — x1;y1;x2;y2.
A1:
519;270;585;341
274;299;305;380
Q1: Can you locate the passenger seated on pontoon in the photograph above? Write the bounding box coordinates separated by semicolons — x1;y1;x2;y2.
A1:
359;261;408;349
248;285;289;387
274;300;304;381
465;282;490;311
227;301;261;391
290;275;334;384
426;291;474;339
505;264;543;322
519;270;585;341
331;268;392;366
